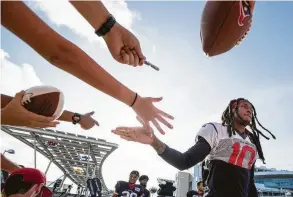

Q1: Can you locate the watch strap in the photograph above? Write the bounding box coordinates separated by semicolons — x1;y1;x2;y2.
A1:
95;14;116;37
72;113;81;125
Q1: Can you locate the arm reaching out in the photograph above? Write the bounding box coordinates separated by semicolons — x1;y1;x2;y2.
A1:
1;1;135;106
112;117;211;170
1;1;173;134
1;94;98;130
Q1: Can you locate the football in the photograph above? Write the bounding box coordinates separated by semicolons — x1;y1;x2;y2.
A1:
200;1;255;57
21;85;65;119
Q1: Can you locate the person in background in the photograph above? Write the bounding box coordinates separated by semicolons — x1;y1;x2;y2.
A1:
113;170;144;197
139;175;150;197
186;181;204;197
2;168;52;197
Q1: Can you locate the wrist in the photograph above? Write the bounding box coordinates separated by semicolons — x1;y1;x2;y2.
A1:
102;22;119;43
72;113;82;125
131;93;142;108
95;14;116;37
118;87;139;107
130;93;138;107
151;135;166;154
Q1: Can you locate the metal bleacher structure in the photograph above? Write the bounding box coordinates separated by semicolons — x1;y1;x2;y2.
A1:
1;125;118;197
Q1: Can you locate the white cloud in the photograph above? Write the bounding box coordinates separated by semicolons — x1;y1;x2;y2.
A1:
0;49;43;95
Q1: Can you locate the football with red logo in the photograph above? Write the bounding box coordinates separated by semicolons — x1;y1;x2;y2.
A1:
200;1;255;57
22;85;65;119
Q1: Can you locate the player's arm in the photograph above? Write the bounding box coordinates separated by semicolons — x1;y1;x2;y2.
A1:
69;1;110;31
1;94;81;123
151;124;217;170
1;154;21;173
151;136;210;170
248;164;258;197
1;1;136;106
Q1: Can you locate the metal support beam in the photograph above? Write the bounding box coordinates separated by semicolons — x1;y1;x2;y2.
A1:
47;174;65;187
1;125;118;192
34;137;37;168
54;157;97;165
91;165;97;178
60;175;67;190
45;158;53;175
85;145;91;182
4;125;117;147
89;144;98;164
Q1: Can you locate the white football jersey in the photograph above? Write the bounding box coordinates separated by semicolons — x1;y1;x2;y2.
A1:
196;123;258;170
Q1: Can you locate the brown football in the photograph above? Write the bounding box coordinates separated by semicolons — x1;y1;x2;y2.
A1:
200;1;255;57
21;85;65;119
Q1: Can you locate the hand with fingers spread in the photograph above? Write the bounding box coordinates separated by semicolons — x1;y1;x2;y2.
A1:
79;111;99;130
131;95;174;135
1;91;59;128
112;116;155;145
103;23;146;67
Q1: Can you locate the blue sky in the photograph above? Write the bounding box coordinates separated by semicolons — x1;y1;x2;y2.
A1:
1;0;293;192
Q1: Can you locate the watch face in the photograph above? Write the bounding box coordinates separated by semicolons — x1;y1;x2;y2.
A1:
73;116;80;121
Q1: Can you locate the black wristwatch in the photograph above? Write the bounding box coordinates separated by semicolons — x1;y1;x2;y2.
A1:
72;113;81;125
95;14;116;37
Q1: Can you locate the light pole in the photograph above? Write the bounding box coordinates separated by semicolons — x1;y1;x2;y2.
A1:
3;149;15;155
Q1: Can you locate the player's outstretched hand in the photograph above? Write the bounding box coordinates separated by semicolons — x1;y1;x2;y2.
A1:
131;96;174;135
103;23;146;67
79;111;99;130
112;116;155;144
1;91;59;128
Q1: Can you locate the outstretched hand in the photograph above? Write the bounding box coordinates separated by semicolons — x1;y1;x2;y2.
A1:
79;111;99;130
131;96;174;135
112;116;155;144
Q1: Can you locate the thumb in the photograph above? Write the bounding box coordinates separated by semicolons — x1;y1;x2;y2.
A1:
85;111;95;116
151;97;163;103
14;90;25;101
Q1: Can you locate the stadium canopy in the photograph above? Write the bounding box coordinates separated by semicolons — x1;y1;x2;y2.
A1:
1;125;118;194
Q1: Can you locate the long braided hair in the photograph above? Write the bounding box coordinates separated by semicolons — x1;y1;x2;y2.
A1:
221;98;276;164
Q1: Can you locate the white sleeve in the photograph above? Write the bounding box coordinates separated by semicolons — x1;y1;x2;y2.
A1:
196;123;219;150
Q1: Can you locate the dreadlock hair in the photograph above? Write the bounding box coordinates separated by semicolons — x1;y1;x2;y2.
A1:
221;98;276;164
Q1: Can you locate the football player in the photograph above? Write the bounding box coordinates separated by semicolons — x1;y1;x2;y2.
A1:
113;170;144;197
112;98;276;197
139;175;150;197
